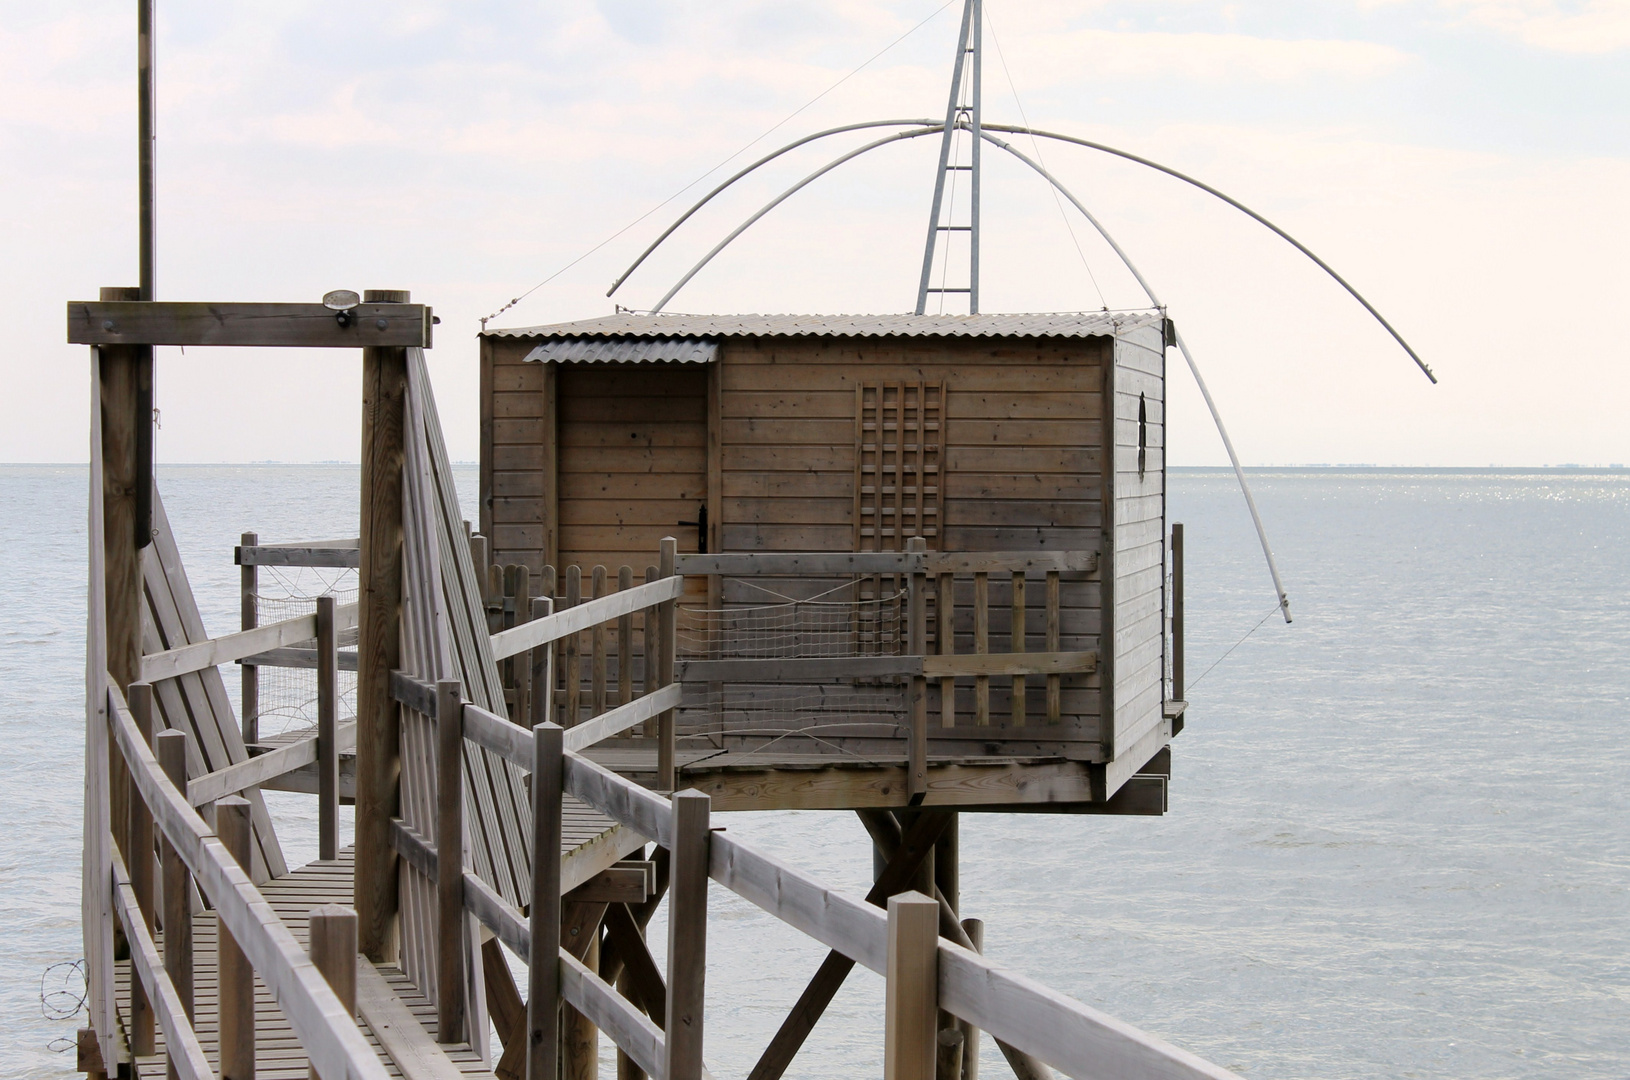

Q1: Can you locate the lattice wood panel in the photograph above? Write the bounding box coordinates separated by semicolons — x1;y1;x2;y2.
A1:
853;381;944;551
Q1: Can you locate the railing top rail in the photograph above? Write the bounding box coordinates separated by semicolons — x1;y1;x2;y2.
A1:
490;574;682;660
141;602;360;683
106;680;389;1080
672;550;1097;576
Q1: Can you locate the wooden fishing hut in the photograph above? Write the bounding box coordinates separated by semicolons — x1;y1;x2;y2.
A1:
477;312;1187;813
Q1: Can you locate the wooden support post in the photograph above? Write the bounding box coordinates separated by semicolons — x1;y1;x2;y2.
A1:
936;1030;965;1080
564;565;582;728
316;595;339;862
972;573;989;726
1172;523;1184;702
240;532;259;745
617;565;634;709
308;905;359;1080
907;538;928;796
958;919;983;1080
436;678;465;1043
127;681;156;1057
1010;572;1026;726
562;924;601;1080
591;565;608;717
514;564;533;722
217;797;255;1080
665;790;710;1080
528;722;564;1080
657;539;678;791
885;892;939;1080
156;729;193;1080
1045;571;1061;724
357;289;409;963
937;572;955;728
530;597;554;729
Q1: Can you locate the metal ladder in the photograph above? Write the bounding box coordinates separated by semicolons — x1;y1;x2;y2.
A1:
915;0;983;314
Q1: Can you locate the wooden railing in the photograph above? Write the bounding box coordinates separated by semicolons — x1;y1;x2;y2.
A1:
406;689;1244;1080
105;679;383;1080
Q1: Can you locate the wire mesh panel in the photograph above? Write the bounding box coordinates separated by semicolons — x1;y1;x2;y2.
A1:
250;565;358;740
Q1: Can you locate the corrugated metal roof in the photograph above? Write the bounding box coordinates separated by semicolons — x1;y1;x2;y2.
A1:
522;338;717;364
487;311;1164;341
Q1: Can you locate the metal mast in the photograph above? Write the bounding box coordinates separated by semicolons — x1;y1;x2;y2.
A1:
914;0;982;314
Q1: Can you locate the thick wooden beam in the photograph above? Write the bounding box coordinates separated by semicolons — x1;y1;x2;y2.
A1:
529;723;564;1080
664;790;710;1080
435;679;465;1044
357;292;409;962
885;892;939;1080
68;301;433;348
127;682;156;1058
308;906;358;1080
217;797;255;1080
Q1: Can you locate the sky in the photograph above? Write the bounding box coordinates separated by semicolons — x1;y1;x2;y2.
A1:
2;0;1626;466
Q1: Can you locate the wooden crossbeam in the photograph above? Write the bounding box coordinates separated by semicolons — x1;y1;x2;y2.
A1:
68;301;433;347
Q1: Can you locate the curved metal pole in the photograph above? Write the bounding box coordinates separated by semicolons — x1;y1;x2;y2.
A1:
1173;328;1292;622
983;122;1435;384
608;119;937;298
978;132;1289;621
651;127;940;312
976;131;1162;308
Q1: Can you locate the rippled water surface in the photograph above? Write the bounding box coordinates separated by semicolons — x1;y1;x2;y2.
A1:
2;465;1625;1079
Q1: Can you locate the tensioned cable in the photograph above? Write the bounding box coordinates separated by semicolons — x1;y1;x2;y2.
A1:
483;0;959;326
983;5;1107;309
1188;601;1284;690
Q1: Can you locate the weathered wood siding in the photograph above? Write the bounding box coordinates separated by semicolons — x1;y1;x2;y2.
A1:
1109;329;1166;756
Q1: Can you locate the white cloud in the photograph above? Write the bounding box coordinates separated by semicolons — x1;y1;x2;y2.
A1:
1362;0;1630;53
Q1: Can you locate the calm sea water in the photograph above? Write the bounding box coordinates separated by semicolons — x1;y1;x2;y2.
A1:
2;465;1625;1079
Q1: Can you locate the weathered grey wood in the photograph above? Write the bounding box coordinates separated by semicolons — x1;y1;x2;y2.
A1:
390;670;439;718
216;797;254;1080
110;850;213;1080
529;722;564;1080
937;573;955;729
110;685;391;1080
434;679;464;1043
140;603;360;684
1010;572;1027;727
464;869;525;958
236;543;361;569
485;937;526;1080
564;566;582;727
239;646;360;672
592;565;608;717
67;301;433;348
567;863;655;905
617;566;634;709
317;596;340;861
85;341;117;1067
602;902;666;1022
358;311;408;964
920;652;1096;679
563;912;601;1080
156;728;195;1080
460;702;532;772
657;539;678;791
531;597;554;728
886;892;939;1080
677;656;920;682
908;537;929;798
563;752;670;849
559;949;667;1080
973;574;989;726
923;551;1096;575
354;960;468;1080
675;551;916;575
958;919;982;1080
1171;523;1184;702
1045;572;1061;724
186;725;356;808
564;684;682;753
936;1029;965;1080
664;791;709;1080
127;681;157;1057
241;533;259;744
308;905;358;1080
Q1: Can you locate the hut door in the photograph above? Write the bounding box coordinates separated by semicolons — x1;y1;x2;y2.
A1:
556;363;710;574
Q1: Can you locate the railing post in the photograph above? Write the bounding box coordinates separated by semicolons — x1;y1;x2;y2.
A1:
155;728;193;1080
957;918;983;1080
1171;522;1184;702
217;796;255;1080
529;596;554;729
907;538;928;797
665;789;710;1080
564;565;582;728
885;892;939;1080
240;531;259;745
127;681;156;1058
316;595;339;862
308;905;358;1080
436;678;465;1043
657;538;678;791
527;722;564;1080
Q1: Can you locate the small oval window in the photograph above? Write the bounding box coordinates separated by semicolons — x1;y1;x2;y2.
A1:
1138;393;1148;477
